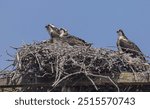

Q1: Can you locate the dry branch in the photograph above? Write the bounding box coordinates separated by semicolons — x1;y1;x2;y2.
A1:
0;40;150;91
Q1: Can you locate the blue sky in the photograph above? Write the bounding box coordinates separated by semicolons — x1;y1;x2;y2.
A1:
0;0;150;69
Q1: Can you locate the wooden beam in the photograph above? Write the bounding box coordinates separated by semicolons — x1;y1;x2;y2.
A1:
0;72;150;89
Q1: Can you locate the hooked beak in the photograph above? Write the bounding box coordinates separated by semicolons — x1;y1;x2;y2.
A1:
116;30;120;33
45;24;49;29
45;24;55;29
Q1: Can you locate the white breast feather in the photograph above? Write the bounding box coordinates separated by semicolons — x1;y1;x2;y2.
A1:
119;36;128;41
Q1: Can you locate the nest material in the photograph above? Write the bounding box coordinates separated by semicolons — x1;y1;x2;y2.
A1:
10;40;149;91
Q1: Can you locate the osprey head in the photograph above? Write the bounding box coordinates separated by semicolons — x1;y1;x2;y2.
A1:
117;29;125;36
45;24;60;37
59;28;68;37
45;24;59;32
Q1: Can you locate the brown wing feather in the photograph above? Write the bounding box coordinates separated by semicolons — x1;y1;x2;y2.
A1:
118;39;146;61
64;35;91;46
119;39;141;53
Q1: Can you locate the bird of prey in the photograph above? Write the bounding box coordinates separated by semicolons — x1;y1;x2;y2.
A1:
59;28;69;37
116;29;146;61
59;28;92;46
45;24;61;43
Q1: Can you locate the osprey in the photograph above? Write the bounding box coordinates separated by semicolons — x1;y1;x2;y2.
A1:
59;28;69;37
116;29;146;61
45;24;60;43
59;28;92;46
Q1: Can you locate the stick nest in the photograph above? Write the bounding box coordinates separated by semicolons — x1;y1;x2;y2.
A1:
10;40;149;91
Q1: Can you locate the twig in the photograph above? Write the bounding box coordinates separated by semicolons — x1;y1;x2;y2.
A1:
52;72;81;87
6;50;14;58
85;74;98;90
87;73;120;92
0;64;13;73
10;46;19;50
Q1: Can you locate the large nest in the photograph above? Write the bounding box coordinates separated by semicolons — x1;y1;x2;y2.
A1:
9;40;149;91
